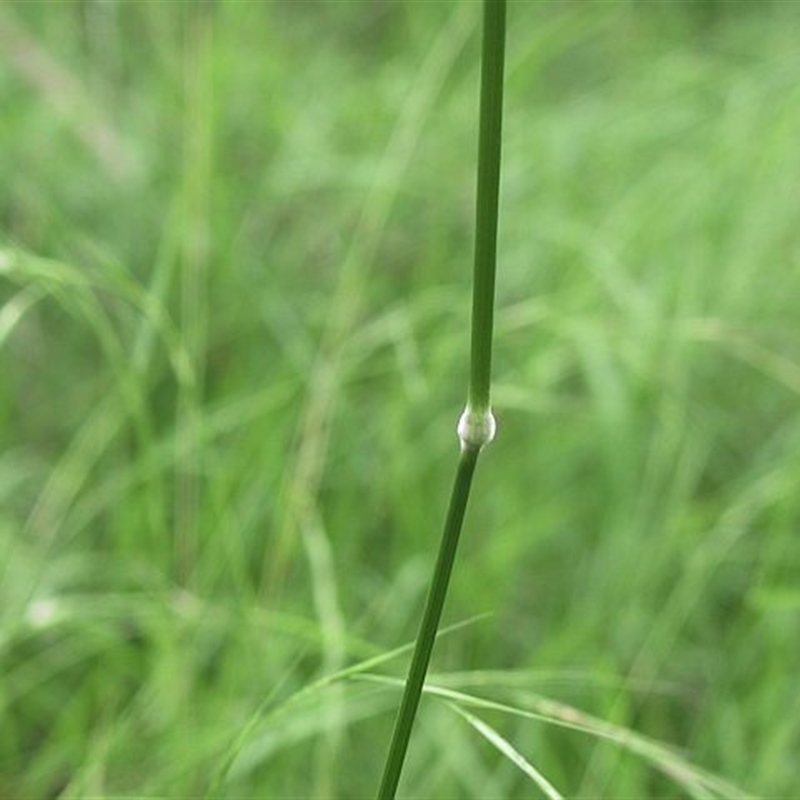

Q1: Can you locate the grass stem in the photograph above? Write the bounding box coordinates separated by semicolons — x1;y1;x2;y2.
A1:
376;2;506;797
376;446;480;799
468;0;506;416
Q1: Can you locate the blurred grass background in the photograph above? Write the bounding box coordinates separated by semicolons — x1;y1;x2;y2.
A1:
1;1;799;797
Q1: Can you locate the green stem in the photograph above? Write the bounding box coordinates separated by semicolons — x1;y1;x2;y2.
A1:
468;0;506;416
376;2;506;797
376;446;480;800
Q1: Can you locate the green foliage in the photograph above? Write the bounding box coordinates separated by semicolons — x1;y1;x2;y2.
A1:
1;1;799;797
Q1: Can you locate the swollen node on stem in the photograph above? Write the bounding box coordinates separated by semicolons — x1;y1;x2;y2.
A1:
457;405;497;451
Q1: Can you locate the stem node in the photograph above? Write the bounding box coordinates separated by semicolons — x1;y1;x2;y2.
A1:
457;405;497;450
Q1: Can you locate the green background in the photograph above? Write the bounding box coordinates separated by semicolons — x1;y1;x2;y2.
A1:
1;1;799;797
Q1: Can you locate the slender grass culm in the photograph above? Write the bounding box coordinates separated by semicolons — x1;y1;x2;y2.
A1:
376;2;507;798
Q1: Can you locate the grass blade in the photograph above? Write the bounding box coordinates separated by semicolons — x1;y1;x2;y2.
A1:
448;702;564;800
